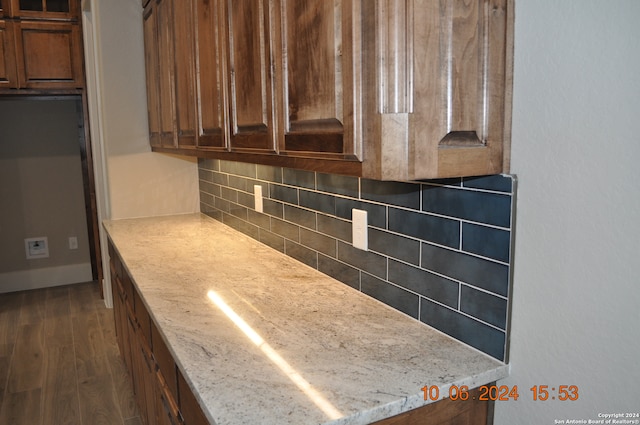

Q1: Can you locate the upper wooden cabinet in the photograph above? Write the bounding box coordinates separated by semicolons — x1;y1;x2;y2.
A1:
0;0;84;91
2;0;78;20
144;0;513;180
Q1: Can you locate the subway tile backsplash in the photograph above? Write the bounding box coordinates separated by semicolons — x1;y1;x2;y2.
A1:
198;159;516;361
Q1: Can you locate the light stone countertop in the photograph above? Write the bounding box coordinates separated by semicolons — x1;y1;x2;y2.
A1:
103;213;508;425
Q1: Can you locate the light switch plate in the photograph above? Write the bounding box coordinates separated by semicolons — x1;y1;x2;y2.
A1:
352;209;368;251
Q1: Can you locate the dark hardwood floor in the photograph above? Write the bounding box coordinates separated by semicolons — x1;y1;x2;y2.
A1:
0;282;141;425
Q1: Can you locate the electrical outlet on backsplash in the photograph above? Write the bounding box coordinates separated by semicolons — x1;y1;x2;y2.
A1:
198;159;516;362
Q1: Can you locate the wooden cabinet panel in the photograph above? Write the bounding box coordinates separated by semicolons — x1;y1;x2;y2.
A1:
178;369;210;425
224;0;276;152
151;321;178;404
4;0;78;20
143;2;161;147
274;0;362;161
194;0;227;149
0;19;17;88
156;0;176;148
12;19;83;89
172;0;197;148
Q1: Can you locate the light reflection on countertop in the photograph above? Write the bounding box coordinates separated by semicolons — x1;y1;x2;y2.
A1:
103;213;508;425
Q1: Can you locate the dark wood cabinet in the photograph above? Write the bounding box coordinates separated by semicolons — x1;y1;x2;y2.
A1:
108;240;211;425
144;0;513;180
0;0;83;91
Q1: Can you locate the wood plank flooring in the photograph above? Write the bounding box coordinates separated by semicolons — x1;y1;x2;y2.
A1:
0;282;142;425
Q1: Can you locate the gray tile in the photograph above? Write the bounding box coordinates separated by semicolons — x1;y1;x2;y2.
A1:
462;223;510;263
285;241;318;269
300;190;336;216
271;218;300;241
462;174;513;193
257;164;282;183
317;215;352;243
422;185;512;228
361;274;419;319
247;209;271;229
460;286;507;330
318;255;360;290
220;160;256;177
388;260;458;308
199;181;220;197
361;179;421;210
228;175;249;192
369;229;420;266
337;241;386;279
300;229;337;258
237;191;254;209
317;173;359;197
284;205;316;230
220;186;238;203
335;199;386;229
259;230;285;253
198;168;213;182
388;208;459;248
263;199;284;218
421;243;509;297
283;168;315;189
270;184;298;205
222;213;259;240
420;298;506;361
211;171;229;186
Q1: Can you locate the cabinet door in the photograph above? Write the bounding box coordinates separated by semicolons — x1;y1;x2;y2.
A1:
171;0;197;148
0;19;17;88
224;0;276;153
273;0;362;161
143;1;161;147
178;369;210;425
6;0;78;20
156;0;177;148
13;19;84;89
194;0;227;149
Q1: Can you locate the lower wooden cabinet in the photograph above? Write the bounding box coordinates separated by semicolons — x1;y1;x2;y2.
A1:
109;240;210;425
109;239;492;425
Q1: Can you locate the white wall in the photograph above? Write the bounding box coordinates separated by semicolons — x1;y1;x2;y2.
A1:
496;1;640;423
82;0;199;305
87;0;199;220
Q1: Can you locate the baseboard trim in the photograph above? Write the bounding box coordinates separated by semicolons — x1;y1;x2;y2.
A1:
0;263;93;293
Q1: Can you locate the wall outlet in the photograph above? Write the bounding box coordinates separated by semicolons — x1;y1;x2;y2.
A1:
352;209;368;251
25;237;49;259
69;236;78;250
254;185;264;213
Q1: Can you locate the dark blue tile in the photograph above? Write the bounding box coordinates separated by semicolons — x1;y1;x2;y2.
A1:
422;186;511;228
263;199;284;218
300;190;336;216
335;199;386;229
271;218;299;241
285;240;318;269
361;273;419;319
270;184;298;205
317;173;359;198
283;168;315;189
284;205;316;230
337;241;386;279
211;171;228;186
220;160;256;178
247;209;271;229
259;229;285;253
222;213;259;240
420;299;506;361
317;215;352;243
257;164;282;183
199;181;220;198
361;179;421;210
198;158;219;171
388;208;459;248
460;286;507;330
463;174;514;193
369;229;420;266
421;243;509;297
220;187;237;203
388;260;458;308
462;223;510;263
318;254;360;290
300;228;337;258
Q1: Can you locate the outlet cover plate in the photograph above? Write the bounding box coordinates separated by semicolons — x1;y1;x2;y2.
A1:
25;237;49;259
